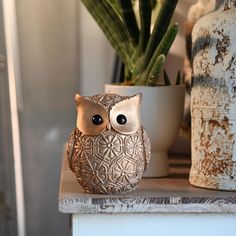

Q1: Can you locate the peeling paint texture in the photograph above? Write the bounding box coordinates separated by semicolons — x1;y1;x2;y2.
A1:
190;0;236;190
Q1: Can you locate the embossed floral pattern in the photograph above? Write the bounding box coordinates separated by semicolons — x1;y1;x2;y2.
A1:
80;160;107;185
95;133;123;160
67;128;150;194
125;134;144;158
112;158;137;184
74;136;93;161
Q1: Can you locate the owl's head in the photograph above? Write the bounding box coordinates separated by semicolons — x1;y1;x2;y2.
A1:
75;93;142;135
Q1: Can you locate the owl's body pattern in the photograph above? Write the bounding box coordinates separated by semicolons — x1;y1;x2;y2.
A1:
66;93;151;194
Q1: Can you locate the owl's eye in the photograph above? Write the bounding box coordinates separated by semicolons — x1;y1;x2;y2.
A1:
92;114;103;125
116;114;127;125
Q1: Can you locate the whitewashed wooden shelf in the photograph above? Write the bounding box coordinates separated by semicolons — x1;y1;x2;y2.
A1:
58;154;236;214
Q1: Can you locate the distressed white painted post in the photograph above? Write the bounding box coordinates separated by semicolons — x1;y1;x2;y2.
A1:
72;214;236;236
190;0;236;190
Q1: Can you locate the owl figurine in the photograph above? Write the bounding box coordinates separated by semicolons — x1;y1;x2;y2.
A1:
66;93;151;194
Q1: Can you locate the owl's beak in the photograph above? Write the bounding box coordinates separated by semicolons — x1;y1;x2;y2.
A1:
106;122;111;130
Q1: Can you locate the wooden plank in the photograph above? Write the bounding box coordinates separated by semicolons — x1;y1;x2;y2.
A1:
58;153;236;214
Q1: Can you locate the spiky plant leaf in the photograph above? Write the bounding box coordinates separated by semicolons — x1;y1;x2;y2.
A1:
135;23;177;85
107;0;121;15
164;69;171;85
135;54;165;86
176;70;181;85
138;0;152;55
182;73;185;84
139;0;178;73
81;0;134;71
119;0;139;46
81;0;179;86
146;54;165;85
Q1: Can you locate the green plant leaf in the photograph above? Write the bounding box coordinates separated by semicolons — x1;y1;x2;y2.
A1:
138;0;152;55
139;23;178;84
139;0;178;73
119;0;140;46
156;23;178;56
146;54;165;85
135;54;165;86
164;69;171;86
176;70;181;85
81;0;179;87
81;0;134;71
151;0;157;9
182;73;185;84
107;0;121;15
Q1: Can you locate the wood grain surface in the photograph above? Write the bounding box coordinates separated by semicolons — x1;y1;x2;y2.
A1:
58;154;236;214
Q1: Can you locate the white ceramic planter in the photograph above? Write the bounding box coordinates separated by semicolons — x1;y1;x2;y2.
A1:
105;84;185;177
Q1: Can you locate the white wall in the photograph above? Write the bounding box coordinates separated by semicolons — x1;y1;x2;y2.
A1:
166;0;196;81
78;3;115;95
15;0;79;235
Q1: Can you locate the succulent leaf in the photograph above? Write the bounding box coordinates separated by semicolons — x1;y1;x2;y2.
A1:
176;70;181;85
138;0;178;74
81;0;134;71
119;0;140;46
164;69;171;86
138;0;152;55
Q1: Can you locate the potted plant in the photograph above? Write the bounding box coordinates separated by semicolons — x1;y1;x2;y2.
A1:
80;0;185;177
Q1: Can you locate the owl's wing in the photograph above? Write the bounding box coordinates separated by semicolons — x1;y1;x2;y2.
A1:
66;128;82;172
141;127;151;171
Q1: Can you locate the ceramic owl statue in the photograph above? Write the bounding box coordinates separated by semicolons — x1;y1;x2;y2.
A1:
66;93;151;194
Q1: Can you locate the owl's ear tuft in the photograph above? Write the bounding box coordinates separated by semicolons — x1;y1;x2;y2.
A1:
75;94;82;106
133;93;142;104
